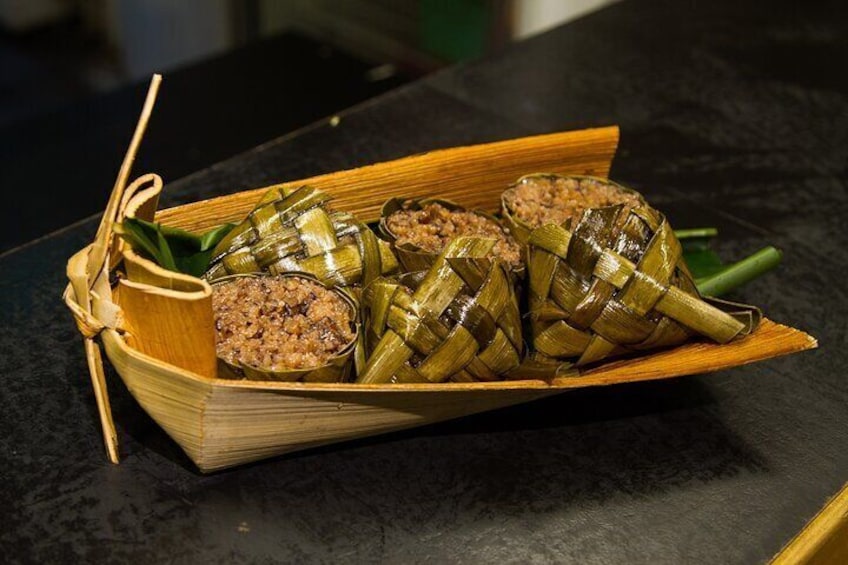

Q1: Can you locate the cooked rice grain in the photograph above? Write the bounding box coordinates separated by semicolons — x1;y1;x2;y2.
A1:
386;202;522;268
213;276;354;371
503;176;641;229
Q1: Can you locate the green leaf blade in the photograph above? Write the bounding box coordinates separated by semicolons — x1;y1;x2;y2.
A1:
116;217;235;277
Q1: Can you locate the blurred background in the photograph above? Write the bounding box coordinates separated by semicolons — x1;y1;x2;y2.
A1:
1;0;613;252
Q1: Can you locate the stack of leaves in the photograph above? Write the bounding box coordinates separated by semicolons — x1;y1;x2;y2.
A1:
358;237;523;383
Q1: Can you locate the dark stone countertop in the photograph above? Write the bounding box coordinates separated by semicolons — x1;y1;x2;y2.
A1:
2;1;846;563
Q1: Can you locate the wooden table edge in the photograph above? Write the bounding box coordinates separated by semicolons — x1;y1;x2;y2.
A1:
772;481;848;564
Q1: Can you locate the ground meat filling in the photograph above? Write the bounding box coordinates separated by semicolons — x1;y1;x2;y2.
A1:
212;276;355;371
503;176;642;229
386;202;523;269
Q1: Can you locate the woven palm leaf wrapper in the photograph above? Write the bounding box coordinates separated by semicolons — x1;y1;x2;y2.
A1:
526;200;761;367
379;197;524;276
212;272;359;382
502;173;647;245
205;184;398;289
358;237;524;384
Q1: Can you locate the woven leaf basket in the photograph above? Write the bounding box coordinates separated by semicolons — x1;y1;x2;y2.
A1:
358;237;523;384
527;202;760;366
206;184;398;288
62;77;817;472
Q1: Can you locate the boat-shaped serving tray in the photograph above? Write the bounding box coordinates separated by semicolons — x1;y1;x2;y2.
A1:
64;81;816;472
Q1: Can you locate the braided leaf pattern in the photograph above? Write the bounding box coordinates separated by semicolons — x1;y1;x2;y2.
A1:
359;238;523;383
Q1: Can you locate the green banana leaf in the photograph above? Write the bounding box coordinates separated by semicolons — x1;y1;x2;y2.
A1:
115;217;235;277
676;228;782;297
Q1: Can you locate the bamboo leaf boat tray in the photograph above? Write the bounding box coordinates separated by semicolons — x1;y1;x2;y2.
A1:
64;78;817;472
